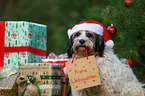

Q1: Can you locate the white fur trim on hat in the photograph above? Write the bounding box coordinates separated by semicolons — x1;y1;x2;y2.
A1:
105;40;114;48
68;23;103;38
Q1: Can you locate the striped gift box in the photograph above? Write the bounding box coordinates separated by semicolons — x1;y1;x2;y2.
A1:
19;63;61;96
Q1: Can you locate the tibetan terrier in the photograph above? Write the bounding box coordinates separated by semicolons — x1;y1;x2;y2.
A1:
64;21;144;96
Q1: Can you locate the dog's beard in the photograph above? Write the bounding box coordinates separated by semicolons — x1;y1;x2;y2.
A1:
73;39;94;58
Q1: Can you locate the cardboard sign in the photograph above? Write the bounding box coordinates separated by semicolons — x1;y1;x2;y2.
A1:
138;91;144;96
66;56;101;91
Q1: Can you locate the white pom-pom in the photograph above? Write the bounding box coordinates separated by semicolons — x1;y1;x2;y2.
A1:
105;40;114;48
63;67;68;76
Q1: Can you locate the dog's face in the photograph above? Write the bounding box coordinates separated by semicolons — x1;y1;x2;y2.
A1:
67;30;105;58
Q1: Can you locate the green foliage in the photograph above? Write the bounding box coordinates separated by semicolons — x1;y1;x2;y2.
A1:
104;0;145;82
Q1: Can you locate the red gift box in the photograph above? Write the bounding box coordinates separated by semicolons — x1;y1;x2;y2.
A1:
42;59;69;76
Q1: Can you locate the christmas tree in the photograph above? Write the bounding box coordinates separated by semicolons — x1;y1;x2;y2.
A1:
104;0;145;83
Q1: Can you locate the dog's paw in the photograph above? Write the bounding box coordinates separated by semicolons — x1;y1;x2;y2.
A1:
63;67;68;75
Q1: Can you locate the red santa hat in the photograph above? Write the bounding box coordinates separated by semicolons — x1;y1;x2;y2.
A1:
68;20;114;48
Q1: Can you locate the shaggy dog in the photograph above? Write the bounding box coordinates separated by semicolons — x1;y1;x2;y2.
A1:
64;30;145;96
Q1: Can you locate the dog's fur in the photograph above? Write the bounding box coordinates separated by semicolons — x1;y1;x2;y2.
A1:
65;30;145;96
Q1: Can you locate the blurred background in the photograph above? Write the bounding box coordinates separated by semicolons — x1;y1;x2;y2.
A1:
0;0;111;54
0;0;144;83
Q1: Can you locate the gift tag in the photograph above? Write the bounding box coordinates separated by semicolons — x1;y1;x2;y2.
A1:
66;56;101;91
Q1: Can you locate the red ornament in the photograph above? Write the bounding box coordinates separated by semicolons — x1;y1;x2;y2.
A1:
107;24;117;35
124;0;133;7
127;58;135;68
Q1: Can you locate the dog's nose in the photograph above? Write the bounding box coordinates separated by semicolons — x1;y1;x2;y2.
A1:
79;39;85;44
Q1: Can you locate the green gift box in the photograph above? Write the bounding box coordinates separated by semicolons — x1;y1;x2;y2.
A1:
19;63;62;96
0;21;47;68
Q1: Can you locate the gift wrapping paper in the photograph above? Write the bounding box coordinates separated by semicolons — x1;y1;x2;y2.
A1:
0;21;47;67
17;75;41;96
0;88;17;96
42;59;69;76
19;63;61;96
0;67;18;96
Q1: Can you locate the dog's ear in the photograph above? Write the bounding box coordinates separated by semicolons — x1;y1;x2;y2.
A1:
67;35;74;58
94;34;105;57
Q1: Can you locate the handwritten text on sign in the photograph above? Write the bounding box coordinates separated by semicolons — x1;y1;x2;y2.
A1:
66;56;101;91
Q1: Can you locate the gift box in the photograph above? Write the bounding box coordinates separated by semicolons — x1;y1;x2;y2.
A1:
42;59;69;76
19;63;62;96
42;53;70;96
0;67;18;96
0;21;47;68
42;53;69;76
17;75;41;96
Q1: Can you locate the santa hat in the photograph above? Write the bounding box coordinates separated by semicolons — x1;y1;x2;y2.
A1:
68;20;114;48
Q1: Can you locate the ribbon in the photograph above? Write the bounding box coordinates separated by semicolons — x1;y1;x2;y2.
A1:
71;48;88;63
18;76;41;96
0;21;5;67
4;46;46;56
0;21;46;67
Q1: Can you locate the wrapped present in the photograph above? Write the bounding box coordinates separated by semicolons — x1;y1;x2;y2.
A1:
19;63;62;96
43;53;70;96
0;21;47;67
0;67;18;96
42;58;69;76
43;53;69;76
17;75;41;96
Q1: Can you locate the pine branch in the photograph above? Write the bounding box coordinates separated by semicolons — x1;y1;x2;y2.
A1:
106;11;125;23
126;15;140;24
113;0;125;18
122;32;145;41
132;55;145;67
132;4;145;26
140;55;145;64
105;11;139;32
104;1;144;41
121;33;137;40
111;0;145;32
106;12;143;41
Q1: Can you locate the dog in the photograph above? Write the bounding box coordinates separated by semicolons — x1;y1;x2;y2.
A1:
64;30;145;96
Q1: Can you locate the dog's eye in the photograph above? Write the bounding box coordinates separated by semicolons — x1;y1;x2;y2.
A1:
87;33;93;37
75;32;80;37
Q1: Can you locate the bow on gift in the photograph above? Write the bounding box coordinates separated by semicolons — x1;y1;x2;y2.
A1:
17;75;41;96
